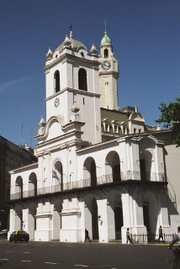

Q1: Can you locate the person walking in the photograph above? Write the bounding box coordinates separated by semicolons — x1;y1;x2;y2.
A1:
85;228;90;242
158;225;163;242
169;226;180;247
126;228;133;244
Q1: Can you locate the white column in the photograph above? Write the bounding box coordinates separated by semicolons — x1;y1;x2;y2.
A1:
60;198;81;242
8;209;16;239
96;199;108;243
121;192;147;244
157;189;173;236
121;193;134;244
52;209;60;240
35;202;53;241
107;203;115;240
22;208;35;240
84;203;92;240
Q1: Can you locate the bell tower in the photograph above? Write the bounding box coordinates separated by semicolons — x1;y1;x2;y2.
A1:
42;31;102;144
99;30;119;110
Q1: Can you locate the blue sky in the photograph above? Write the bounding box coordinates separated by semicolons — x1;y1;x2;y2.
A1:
0;0;179;148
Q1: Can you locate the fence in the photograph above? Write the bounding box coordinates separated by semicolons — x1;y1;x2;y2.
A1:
131;233;174;244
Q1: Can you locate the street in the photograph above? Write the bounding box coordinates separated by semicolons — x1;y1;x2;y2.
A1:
0;241;174;269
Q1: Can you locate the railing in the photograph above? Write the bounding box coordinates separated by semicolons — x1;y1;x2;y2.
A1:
121;171;141;180
131;233;174;244
10;171;166;200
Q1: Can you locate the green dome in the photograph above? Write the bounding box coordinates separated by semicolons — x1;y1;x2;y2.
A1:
100;31;111;46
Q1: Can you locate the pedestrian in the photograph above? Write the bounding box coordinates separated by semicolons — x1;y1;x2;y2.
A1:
85;228;90;242
126;228;133;244
169;226;180;247
158;225;163;241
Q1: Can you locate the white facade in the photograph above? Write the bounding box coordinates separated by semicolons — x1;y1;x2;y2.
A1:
9;30;180;244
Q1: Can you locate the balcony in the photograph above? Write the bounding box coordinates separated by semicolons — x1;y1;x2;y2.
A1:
10;171;166;200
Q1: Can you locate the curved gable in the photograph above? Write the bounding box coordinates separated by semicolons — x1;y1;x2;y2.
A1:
129;112;144;122
42;116;65;141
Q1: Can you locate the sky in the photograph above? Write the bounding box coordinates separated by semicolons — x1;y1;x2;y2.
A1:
0;0;179;148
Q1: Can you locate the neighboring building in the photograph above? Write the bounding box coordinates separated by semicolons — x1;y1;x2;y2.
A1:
152;130;180;233
8;29;180;243
0;137;37;230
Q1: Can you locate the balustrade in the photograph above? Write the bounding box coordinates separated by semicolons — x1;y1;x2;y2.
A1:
10;171;165;200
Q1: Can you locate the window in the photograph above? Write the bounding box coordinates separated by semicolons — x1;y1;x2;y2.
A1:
78;68;87;91
54;70;60;93
53;161;63;191
104;48;108;58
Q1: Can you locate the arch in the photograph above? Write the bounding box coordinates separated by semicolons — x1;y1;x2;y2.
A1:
108;193;123;240
140;150;152;181
142;191;159;240
52;160;63;191
91;198;99;240
83;157;97;187
139;136;158;181
84;196;99;241
54;70;60;93
29;172;37;196
78;68;87;91
105;151;121;183
15;176;23;199
104;48;108;58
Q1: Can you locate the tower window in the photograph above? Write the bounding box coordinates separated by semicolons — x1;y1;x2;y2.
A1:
104;48;108;58
54;70;60;93
78;68;87;91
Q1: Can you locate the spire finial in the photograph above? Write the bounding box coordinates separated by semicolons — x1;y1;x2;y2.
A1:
69;23;73;39
104;20;107;34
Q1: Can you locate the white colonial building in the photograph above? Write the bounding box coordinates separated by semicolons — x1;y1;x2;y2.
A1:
8;29;180;244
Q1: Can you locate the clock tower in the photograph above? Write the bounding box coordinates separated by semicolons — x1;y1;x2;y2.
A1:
99;31;119;110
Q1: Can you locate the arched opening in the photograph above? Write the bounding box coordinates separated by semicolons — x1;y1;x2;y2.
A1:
139;137;157;181
108;193;123;240
140;150;152;181
54;70;60;93
78;68;87;91
143;204;150;232
15;176;23;199
83;157;97;187
104;48;108;58
53;161;63;191
29;172;37;196
105;151;121;183
114;206;123;240
142;191;159;241
92;198;99;240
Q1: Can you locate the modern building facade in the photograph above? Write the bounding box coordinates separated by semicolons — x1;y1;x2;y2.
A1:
8;30;180;243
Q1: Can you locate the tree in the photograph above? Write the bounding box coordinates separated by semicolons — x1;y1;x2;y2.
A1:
156;97;180;146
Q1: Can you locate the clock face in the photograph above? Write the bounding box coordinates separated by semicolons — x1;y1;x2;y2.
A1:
101;60;111;70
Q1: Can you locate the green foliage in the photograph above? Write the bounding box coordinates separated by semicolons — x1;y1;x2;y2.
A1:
156;97;180;146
